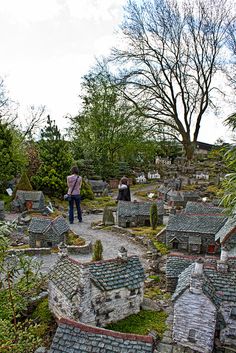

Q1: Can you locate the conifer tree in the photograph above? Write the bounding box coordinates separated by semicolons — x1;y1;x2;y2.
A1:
150;203;158;230
92;240;103;261
32;116;73;197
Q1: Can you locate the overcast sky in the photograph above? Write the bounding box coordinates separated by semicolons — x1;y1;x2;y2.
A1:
0;0;235;143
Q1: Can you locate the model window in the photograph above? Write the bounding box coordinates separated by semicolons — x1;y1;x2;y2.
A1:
230;307;236;320
130;289;136;296
115;292;121;299
188;329;196;343
172;241;179;249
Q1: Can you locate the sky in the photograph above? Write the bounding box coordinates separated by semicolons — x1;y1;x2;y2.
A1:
0;0;235;144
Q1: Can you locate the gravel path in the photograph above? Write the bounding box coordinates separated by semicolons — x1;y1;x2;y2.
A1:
6;211;148;273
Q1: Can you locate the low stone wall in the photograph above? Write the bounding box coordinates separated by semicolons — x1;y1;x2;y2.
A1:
67;242;92;254
7;241;92;256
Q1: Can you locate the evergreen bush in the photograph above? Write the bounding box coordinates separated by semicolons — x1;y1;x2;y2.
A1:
92;240;103;261
150;203;158;230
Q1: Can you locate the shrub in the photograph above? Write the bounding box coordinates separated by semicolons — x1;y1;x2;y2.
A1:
150;203;158;230
92;240;103;261
80;179;94;200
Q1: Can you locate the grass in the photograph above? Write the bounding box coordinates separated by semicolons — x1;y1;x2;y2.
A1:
130;225;164;237
144;286;171;301
148;275;160;282
153;241;169;255
82;196;116;209
65;231;86;246
106;310;167;337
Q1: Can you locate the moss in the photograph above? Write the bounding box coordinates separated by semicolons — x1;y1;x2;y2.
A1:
153;241;169;255
82;196;116;209
106;310;167;338
66;232;85;246
148;275;160;282
130;226;164;237
144;287;163;299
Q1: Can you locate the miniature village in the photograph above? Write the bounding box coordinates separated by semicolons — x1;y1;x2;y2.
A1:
0;142;235;353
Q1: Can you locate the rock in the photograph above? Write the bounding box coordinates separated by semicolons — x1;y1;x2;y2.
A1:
157;343;173;353
102;207;115;226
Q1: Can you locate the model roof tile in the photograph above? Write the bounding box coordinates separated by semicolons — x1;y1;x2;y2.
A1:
166;214;227;234
15;190;44;202
184;201;224;215
215;216;236;244
117;200;164;217
49;255;145;298
49;318;154;353
172;259;236;306
29;216;69;236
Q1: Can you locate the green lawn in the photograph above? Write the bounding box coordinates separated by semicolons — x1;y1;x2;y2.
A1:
106;310;167;337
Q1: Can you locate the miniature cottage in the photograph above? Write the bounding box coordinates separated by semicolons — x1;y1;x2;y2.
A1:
166;190;185;207
88;180;108;197
166;253;196;293
49;317;154;353
117;200;164;228
48;248;145;327
215;217;236;256
172;250;236;353
13;190;45;212
184;201;224;215
29;216;70;248
166;213;227;254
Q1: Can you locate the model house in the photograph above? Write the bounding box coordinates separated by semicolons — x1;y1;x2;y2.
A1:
172;249;236;353
166;213;227;253
117;200;164;228
28;216;70;248
48;248;145;327
49;317;154;353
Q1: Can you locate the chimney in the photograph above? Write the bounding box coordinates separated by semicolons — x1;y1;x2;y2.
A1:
217;246;229;273
118;246;128;261
58;242;68;257
190;258;204;294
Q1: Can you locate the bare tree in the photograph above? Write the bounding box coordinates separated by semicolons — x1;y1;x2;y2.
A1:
22;105;47;139
0;78;18;124
112;0;234;159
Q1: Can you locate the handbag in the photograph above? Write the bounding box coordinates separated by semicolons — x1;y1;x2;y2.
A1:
64;176;79;201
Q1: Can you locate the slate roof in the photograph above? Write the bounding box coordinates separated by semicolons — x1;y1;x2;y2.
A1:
15;190;44;202
184;201;224;215
167;190;183;201
49;256;81;300
49;255;145;299
215;217;236;244
117;200;164;217
49;318;154;353
158;185;171;195
166;254;195;278
172;259;236;307
89;180;107;192
88;256;145;291
166;214;227;234
29;216;69;236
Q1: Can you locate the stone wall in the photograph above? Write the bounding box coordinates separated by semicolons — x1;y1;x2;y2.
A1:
89;285;144;327
48;282;75;319
7;241;92;256
173;290;217;353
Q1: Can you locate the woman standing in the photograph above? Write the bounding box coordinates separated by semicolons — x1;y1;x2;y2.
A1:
67;166;82;224
117;176;131;201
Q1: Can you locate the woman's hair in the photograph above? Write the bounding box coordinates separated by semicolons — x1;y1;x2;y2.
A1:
71;166;79;175
120;177;128;185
